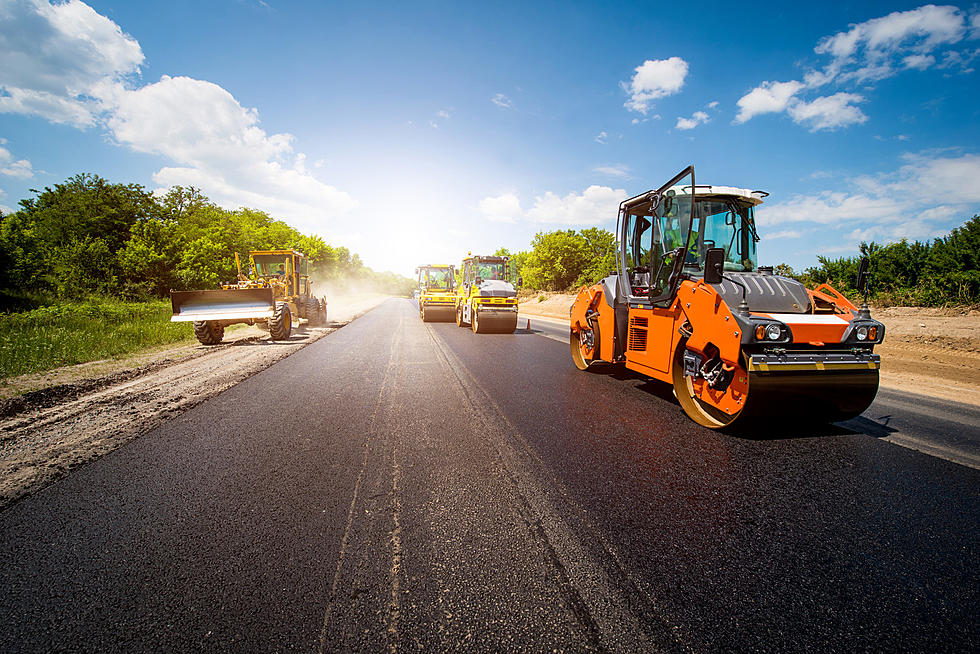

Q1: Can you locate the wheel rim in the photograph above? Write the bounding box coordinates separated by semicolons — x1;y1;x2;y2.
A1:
671;342;739;428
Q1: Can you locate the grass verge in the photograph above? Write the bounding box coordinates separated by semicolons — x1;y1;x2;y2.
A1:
0;299;193;380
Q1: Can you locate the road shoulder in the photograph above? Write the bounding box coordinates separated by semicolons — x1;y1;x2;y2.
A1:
0;295;388;510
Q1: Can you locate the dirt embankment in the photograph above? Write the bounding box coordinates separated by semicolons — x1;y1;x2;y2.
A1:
0;294;388;510
520;292;980;407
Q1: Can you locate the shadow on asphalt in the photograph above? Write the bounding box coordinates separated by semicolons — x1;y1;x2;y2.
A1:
579;362;896;441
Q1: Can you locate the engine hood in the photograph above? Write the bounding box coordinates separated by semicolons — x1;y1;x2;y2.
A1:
711;272;811;314
477;279;517;298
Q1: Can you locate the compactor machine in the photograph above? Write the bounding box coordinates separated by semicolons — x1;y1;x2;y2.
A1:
455;254;520;334
415;264;456;322
171;249;327;345
569;166;884;428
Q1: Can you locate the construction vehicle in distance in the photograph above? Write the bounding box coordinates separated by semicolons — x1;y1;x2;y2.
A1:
455;254;520;334
171;249;327;345
569;165;884;429
415;264;456;322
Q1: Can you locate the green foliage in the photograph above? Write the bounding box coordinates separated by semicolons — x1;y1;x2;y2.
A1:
0;299;191;379
0;173;413;306
778;215;979;307
513;227;616;291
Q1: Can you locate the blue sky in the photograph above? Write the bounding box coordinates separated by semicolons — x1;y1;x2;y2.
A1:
1;0;979;277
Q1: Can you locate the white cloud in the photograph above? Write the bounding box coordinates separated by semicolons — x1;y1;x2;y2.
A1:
0;2;356;233
812;4;969;85
786;92;867;131
757;152;980;247
0;146;33;178
491;93;514;109
593;164;631;178
903;53;936;69
675;110;709;130
594;131;608;144
525;185;625;225
623;57;688;114
479;193;522;223
763;229;803;240
436;109;450;119
733;80;804;124
736;5;979;129
0;0;143;126
480;185;626;226
107;76;355;231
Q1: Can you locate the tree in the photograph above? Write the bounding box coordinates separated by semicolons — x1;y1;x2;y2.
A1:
575;227;617;286
522;230;588;290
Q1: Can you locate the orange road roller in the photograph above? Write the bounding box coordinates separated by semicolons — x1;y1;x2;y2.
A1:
569;165;884;429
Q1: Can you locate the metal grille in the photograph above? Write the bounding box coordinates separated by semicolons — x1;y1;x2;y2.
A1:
628;316;648;351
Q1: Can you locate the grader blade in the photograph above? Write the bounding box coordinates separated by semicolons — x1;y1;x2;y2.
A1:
170;288;275;322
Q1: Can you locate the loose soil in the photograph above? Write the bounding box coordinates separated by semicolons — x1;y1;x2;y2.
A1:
0;295;387;510
520;292;980;407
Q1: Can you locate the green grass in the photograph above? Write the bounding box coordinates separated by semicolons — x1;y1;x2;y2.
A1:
0;299;193;379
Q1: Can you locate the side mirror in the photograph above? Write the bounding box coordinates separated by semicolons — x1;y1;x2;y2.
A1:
856;256;869;294
703;248;725;284
517;276;523;287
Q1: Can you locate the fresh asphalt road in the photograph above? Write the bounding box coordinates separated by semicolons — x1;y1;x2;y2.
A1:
1;299;977;652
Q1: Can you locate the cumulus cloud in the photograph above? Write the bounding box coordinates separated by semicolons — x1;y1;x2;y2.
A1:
785;92;867;131
491;93;514;109
0;1;355;231
479;193;522;223
756;151;980;243
735;5;979;129
734;80;804;124
594;131;608;144
623;57;688;114
525;185;625;225
675;110;709;130
480;185;625;225
0;0;143;126
813;4;968;84
0;146;33;178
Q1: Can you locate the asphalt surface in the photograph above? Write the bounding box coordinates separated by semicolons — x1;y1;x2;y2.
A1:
1;299;977;652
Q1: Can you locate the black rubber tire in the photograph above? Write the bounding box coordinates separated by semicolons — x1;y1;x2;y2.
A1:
302;298;316;325
313;298;326;326
269;302;292;340
193;320;224;345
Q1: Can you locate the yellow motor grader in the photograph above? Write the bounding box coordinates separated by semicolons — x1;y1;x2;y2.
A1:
171;249;327;345
569;165;884;429
455;254;520;334
415;264;456;322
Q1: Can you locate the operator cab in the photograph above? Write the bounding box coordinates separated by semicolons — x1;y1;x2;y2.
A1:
618;166;766;305
417;265;454;292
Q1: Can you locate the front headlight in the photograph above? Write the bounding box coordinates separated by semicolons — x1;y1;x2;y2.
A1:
856;326;868;341
755;323;784;340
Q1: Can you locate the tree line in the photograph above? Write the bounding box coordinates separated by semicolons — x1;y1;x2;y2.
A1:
0;173;414;310
504;216;979;306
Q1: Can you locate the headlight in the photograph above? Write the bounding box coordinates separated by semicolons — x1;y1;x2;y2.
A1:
856;326;868;341
755;323;784;341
